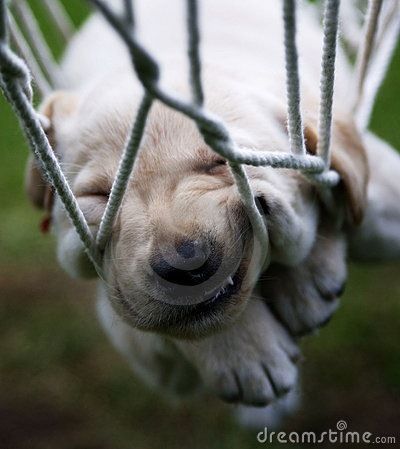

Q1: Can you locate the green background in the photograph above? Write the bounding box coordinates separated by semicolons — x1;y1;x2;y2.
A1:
0;1;399;448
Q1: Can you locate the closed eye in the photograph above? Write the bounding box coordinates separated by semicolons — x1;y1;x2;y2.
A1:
75;189;109;199
73;170;112;198
193;148;228;174
202;158;227;174
74;182;111;199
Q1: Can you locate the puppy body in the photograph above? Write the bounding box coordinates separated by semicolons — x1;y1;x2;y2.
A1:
25;0;400;419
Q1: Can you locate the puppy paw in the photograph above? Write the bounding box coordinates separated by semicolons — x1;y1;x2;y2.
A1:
261;231;347;336
234;387;301;429
174;300;300;406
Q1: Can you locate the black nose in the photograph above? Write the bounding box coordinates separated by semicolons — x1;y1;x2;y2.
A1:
151;238;222;286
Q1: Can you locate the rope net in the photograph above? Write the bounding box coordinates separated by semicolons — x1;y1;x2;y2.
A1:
0;0;398;274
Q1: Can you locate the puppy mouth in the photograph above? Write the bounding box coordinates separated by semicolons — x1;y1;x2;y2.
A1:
113;263;246;338
118;266;243;315
112;229;253;337
195;269;242;310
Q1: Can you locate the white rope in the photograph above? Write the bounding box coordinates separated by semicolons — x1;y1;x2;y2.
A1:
354;0;383;116
339;1;364;54
8;13;51;96
123;0;134;27
186;0;204;106
3;0;394;274
42;0;74;43
283;0;306;156
316;0;340;168
354;0;400;130
96;93;152;251
0;1;102;273
12;0;61;87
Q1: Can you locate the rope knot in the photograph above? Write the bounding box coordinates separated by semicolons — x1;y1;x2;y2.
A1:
0;44;32;100
0;43;29;81
130;46;159;86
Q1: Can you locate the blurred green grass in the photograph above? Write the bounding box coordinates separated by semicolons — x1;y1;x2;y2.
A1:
0;2;399;449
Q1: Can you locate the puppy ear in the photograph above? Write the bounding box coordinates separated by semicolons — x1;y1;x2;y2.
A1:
349;132;400;261
25;91;78;210
25;155;53;211
304;118;369;226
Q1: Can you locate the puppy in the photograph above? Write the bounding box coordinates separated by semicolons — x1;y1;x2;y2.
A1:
25;0;400;418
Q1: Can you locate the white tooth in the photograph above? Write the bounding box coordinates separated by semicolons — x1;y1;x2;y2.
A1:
227;276;234;286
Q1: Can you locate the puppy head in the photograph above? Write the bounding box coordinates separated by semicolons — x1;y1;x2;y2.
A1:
26;75;320;338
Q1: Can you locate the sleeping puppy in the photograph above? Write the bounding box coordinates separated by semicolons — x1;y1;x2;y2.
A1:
25;0;400;415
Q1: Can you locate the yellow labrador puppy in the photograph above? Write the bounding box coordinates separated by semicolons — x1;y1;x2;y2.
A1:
25;0;400;420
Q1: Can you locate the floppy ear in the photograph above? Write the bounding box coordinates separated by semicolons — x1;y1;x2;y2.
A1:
25;155;53;211
25;92;78;211
349;132;400;261
304;117;369;226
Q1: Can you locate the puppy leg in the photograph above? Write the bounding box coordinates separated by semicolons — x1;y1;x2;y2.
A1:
174;299;300;407
350;132;400;261
260;226;347;337
96;288;201;397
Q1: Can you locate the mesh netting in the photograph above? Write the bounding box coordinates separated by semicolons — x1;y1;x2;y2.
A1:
0;0;398;274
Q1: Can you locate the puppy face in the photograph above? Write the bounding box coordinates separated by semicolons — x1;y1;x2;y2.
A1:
28;75;360;339
73;88;274;338
100;107;257;338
